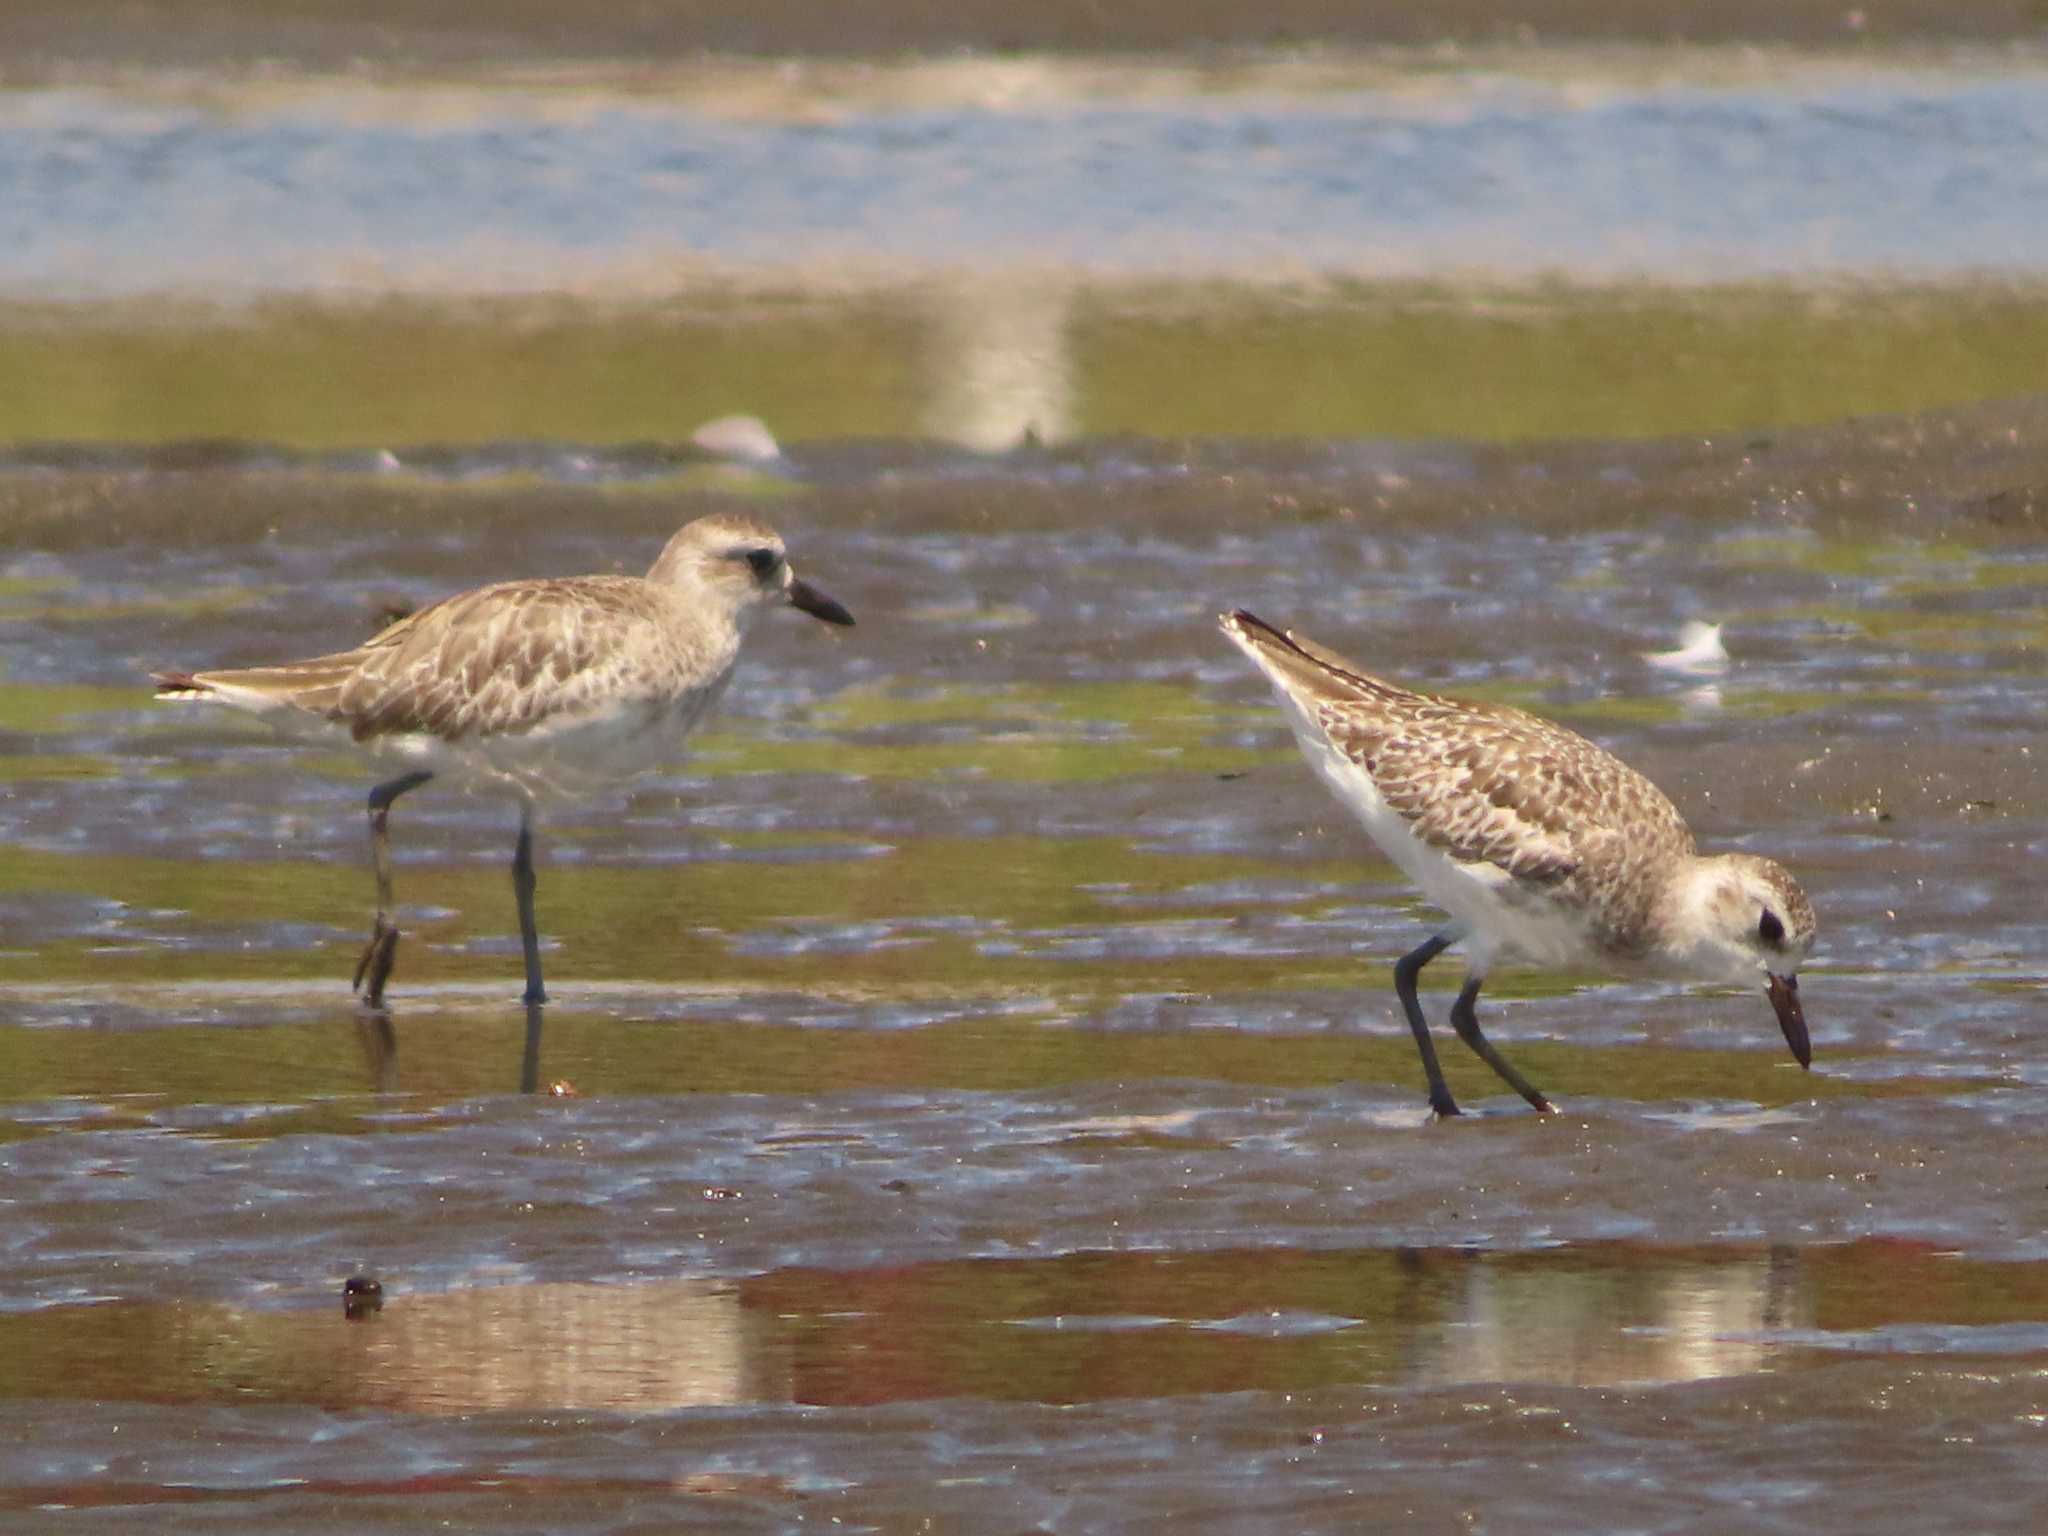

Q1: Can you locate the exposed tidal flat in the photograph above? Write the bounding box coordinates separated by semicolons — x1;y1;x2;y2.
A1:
7;0;2048;69
7;280;2048;450
3;27;2048;1536
4;393;2045;1529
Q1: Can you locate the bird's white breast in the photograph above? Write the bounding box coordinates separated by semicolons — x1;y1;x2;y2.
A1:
1268;683;1596;973
359;664;736;801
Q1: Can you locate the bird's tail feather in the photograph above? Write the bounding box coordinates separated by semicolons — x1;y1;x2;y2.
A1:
150;660;356;716
150;669;213;699
1217;608;1402;702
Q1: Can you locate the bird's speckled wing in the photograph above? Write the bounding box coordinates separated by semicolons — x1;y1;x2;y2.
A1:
1225;609;1694;883
331;577;707;742
1320;693;1690;882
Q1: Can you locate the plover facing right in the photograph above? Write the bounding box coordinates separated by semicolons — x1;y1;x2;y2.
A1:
1221;609;1816;1118
152;513;854;1009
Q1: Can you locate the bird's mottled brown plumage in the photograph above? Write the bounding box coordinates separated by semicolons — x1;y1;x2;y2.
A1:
149;511;853;1007
159;578;727;740
1228;609;1699;958
148;510;854;800
1221;606;1818;1117
335;577;724;743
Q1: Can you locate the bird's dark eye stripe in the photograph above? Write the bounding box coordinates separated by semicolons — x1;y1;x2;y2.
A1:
742;547;781;577
1758;909;1785;946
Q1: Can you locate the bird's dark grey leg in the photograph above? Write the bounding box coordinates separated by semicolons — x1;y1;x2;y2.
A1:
519;1000;544;1093
352;770;434;1008
355;1010;398;1094
511;802;546;1006
1393;934;1461;1118
1448;978;1555;1114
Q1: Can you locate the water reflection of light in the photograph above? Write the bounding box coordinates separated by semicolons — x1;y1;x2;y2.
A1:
340;1279;789;1413
920;275;1075;450
1681;683;1725;714
1406;1249;1805;1389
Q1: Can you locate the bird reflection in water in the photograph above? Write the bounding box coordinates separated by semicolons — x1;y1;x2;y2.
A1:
1393;1244;1807;1389
352;998;549;1096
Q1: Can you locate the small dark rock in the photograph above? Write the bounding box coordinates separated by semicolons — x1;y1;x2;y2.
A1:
343;1274;384;1319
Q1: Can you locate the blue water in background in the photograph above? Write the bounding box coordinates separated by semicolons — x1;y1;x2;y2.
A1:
4;64;2047;296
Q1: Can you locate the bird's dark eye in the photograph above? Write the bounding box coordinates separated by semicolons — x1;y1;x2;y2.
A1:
1758;909;1785;947
743;547;781;579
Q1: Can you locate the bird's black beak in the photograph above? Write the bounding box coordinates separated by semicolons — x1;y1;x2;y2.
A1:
788;578;854;627
1767;972;1810;1068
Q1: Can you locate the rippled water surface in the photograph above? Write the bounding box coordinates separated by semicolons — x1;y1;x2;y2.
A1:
3;402;2046;1528
4;29;2048;1534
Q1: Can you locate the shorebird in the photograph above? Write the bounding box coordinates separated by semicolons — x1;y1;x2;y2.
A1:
1220;609;1815;1117
153;512;853;1008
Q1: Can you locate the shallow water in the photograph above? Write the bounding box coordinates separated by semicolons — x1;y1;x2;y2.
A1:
6;55;2048;297
4;28;2048;1531
2;393;2046;1527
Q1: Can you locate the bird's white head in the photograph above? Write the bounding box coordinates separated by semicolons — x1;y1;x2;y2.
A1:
1663;852;1817;1067
645;512;854;630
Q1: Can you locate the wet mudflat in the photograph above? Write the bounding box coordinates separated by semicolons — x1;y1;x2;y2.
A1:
2;397;2045;1529
6;0;2048;68
4;27;2048;1533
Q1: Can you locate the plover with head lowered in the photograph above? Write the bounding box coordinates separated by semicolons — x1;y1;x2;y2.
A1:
153;512;853;1008
1220;609;1815;1118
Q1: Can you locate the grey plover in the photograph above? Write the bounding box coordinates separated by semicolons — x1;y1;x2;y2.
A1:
153;512;853;1008
1221;609;1815;1117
